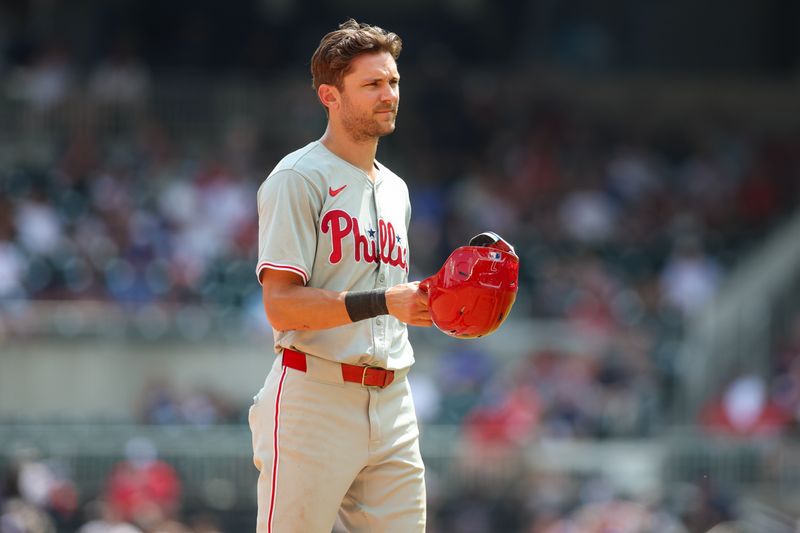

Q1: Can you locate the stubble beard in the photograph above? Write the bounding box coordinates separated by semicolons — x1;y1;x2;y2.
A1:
340;96;398;143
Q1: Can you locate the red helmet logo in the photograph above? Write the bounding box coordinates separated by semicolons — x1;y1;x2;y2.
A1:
421;233;519;338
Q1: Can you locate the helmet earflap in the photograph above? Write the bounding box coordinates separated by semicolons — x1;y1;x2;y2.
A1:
468;231;516;256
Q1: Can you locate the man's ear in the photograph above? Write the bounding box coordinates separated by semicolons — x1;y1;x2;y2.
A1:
318;84;340;111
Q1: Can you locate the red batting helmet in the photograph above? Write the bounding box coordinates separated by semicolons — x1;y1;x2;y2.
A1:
421;232;519;338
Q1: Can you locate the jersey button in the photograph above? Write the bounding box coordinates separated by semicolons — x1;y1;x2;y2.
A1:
378;274;385;284
376;318;383;325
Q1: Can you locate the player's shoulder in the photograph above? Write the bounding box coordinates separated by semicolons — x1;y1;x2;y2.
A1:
269;141;342;184
273;142;320;171
257;142;330;197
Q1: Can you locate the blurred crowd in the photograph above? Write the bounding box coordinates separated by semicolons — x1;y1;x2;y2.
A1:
2;440;740;533
1;20;799;446
698;307;800;438
2;15;800;533
1;439;224;533
426;471;735;533
137;381;242;427
413;343;656;444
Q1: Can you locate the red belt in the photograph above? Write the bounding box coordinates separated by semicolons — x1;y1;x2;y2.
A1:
282;348;396;388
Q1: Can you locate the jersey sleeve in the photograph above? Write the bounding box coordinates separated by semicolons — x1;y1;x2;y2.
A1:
256;169;323;285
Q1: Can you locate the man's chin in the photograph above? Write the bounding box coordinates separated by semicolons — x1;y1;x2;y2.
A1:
346;120;397;142
377;117;397;135
378;123;396;137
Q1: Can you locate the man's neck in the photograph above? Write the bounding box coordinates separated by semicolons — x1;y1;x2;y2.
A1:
320;126;379;180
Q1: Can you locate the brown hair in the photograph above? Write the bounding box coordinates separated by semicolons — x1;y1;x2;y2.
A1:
310;19;402;92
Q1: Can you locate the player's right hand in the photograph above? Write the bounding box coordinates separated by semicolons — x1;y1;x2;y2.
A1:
386;281;432;327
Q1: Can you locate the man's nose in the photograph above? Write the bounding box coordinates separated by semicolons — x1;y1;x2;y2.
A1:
381;85;398;103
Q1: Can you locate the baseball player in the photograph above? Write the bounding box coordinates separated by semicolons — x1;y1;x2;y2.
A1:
249;19;431;533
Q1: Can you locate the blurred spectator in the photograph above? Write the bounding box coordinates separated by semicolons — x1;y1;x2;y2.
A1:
6;40;75;112
138;380;236;426
558;187;618;245
139;380;182;425
104;438;181;528
767;310;800;432
678;477;737;533
88;37;151;109
12;193;64;258
78;500;142;533
0;447;78;533
463;382;540;451
0;498;56;533
0;240;26;300
179;385;234;427
606;145;661;205
1;447;79;528
563;256;619;337
433;347;495;425
659;237;723;317
699;374;790;437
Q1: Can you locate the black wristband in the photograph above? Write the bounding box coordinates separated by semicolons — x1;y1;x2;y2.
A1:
345;289;389;323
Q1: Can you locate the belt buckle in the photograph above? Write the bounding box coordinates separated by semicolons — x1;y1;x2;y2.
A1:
361;365;383;387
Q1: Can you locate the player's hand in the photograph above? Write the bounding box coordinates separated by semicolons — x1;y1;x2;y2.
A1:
386;281;432;327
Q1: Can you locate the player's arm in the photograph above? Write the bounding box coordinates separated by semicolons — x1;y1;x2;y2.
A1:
261;269;431;331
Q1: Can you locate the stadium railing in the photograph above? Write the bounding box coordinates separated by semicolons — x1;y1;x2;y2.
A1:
2;423;800;511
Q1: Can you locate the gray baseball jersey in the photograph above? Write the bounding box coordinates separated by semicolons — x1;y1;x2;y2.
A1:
255;140;414;370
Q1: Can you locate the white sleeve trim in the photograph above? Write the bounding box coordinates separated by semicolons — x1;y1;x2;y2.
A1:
256;261;309;285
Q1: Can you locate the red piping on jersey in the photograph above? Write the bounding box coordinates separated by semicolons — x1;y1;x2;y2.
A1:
268;365;287;533
257;261;309;285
